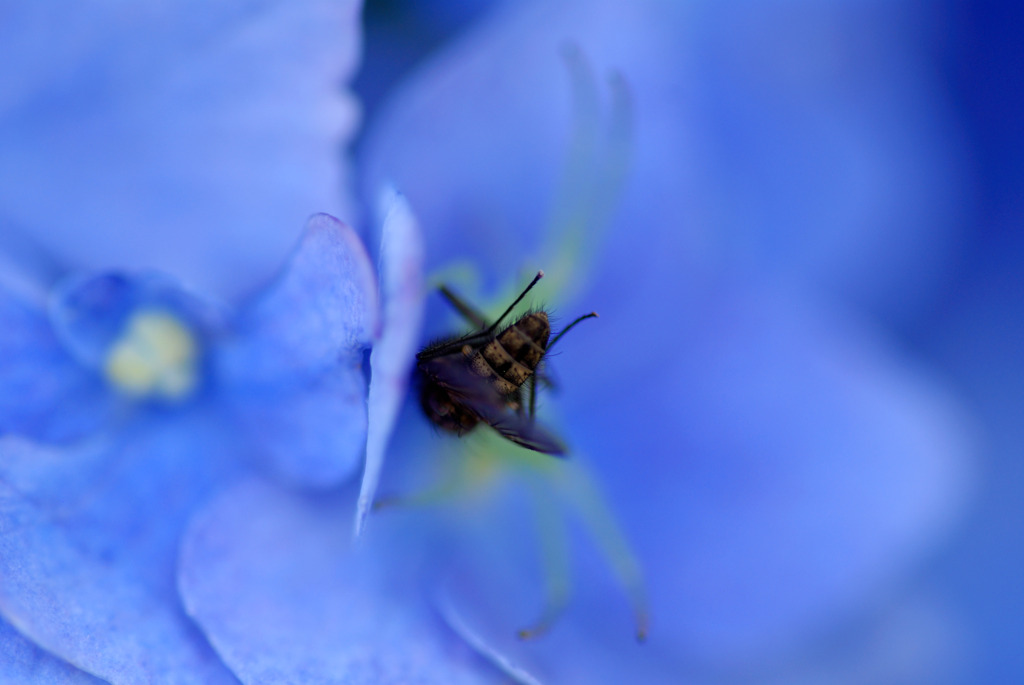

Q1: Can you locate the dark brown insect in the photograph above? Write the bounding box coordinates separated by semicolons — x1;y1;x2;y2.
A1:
416;271;596;455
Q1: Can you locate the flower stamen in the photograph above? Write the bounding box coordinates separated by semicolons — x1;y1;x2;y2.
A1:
536;44;634;304
103;310;200;402
516;479;571;640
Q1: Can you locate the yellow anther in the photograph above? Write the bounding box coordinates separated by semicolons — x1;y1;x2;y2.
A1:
104;310;200;401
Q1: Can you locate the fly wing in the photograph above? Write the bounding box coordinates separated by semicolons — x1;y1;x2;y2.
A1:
419;353;500;404
419;353;567;456
479;409;567;456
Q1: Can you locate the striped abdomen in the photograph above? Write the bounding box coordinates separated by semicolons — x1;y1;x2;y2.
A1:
465;312;550;396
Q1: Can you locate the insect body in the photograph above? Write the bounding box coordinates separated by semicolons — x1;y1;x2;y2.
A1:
416;271;596;455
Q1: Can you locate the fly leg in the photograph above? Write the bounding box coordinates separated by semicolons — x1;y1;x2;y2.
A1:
438;284;490;330
527;374;538;418
527;367;560;418
433;269;543;334
548;311;599;351
526;311;595;417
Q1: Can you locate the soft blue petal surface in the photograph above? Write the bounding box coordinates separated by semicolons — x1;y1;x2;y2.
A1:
356;189;425;536
434;550;967;685
225;370;368;488
560;282;972;663
0;617;103;685
218;213;377;487
0;276;109;442
0;425;242;684
362;0;966;320
0;0;362;299
178;478;495;685
220;213;377;383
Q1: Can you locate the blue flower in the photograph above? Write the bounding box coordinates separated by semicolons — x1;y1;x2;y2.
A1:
0;212;381;682
0;0;986;683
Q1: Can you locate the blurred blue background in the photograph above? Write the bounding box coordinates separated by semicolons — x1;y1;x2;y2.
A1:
0;0;1022;683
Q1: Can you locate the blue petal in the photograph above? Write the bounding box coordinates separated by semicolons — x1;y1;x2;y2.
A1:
0;276;110;442
0;424;242;684
0;0;362;299
225;369;368;488
433;554;967;684
217;214;377;487
178;478;498;685
0;616;103;685
220;213;377;383
356;189;426;536
362;0;966;320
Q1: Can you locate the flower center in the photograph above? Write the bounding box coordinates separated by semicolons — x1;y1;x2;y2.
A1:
103;310;200;402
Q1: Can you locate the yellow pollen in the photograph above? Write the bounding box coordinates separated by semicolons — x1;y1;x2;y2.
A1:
104;310;199;401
